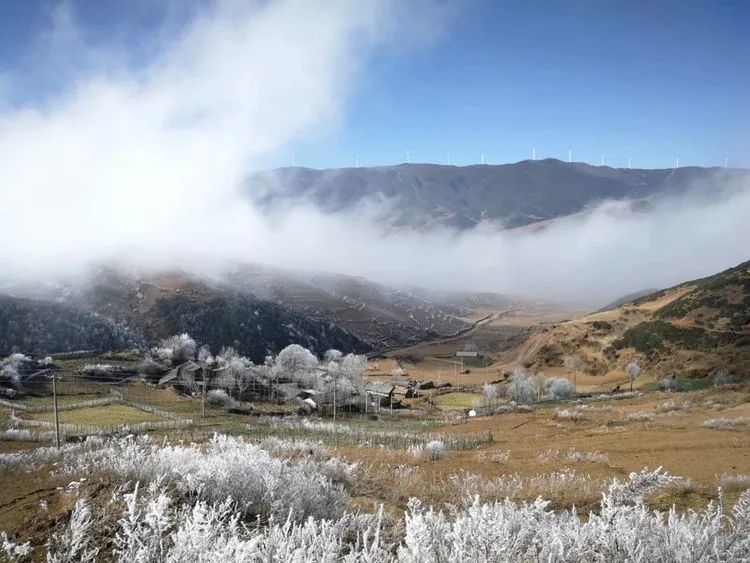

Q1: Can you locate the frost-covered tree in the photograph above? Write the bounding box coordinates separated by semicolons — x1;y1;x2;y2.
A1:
213;347;260;399
563;354;583;391
506;368;538;405
481;383;499;407
274;344;319;387
0;353;28;385
197;344;213;366
154;333;197;365
626;361;642;392
323;349;343;364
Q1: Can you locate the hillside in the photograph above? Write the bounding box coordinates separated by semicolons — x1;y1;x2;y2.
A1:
523;260;750;382
248;160;750;230
0;265;513;359
0;295;145;355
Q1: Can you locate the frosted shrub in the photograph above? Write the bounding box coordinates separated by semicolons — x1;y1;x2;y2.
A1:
19;463;750;562
566;450;609;465
489;450;511;464
657;399;693;413
718;474;750;491
48;487;392;563
46;499;99;562
399;480;750;562
69;435;350;522
703;418;748;430
537;449;561;464
554;408;587;422
424;440;446;461
1;532;32;561
206;389;240;409
547;378;575;400
627;411;655;422
408;444;424;459
660;377;678;392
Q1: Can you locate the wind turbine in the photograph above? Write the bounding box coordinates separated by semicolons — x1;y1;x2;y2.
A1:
406;151;411;164
532;147;536;161
725;157;729;169
601;153;605;166
675;157;679;168
446;152;451;165
355;154;359;168
628;157;632;169
568;149;572;163
481;153;485;165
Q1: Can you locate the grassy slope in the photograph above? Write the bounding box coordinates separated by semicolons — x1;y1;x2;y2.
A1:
525;260;750;382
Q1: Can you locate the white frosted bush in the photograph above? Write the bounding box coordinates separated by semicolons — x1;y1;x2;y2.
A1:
1;532;32;561
627;411;655;422
703;418;748;430
547;378;575;400
554;408;587;422
424;440;445;461
57;435;350;522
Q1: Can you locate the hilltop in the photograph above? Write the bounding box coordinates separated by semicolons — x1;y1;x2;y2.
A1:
522;260;750;383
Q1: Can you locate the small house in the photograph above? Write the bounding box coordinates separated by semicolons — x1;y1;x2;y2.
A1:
455;351;480;358
159;361;202;387
364;381;396;410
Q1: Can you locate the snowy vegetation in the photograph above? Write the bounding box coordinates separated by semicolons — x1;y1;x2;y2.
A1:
2;436;748;562
144;333;368;411
546;377;575;399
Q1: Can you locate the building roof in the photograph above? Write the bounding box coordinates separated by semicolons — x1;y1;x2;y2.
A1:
179;361;202;373
365;381;395;396
158;369;179;386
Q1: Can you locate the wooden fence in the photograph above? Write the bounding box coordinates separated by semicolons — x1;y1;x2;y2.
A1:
9;412;192;438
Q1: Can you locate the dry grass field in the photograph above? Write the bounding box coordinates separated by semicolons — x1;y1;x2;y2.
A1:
28;404;164;426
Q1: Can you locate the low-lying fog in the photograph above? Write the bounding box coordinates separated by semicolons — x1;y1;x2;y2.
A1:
2;0;748;308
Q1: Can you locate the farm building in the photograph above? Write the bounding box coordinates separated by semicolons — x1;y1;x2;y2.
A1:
159;361;202;387
364;381;396;410
455;351;481;358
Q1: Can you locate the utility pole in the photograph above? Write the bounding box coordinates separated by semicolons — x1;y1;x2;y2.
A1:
202;367;207;419
51;374;60;449
332;375;337;423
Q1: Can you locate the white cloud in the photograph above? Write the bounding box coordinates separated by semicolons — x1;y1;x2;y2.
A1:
0;0;747;308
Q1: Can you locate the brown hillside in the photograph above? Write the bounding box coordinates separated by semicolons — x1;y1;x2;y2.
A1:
518;260;750;385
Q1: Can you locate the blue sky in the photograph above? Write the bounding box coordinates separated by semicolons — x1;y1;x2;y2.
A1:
1;0;748;170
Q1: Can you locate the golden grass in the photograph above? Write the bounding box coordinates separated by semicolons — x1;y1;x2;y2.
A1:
432;391;481;411
30;404;163;426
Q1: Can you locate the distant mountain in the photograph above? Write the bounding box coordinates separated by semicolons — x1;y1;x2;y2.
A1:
527;260;750;381
0;265;513;359
248;159;750;230
0;270;369;360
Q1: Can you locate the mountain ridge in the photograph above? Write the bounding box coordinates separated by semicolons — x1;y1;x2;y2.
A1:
248;159;750;230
